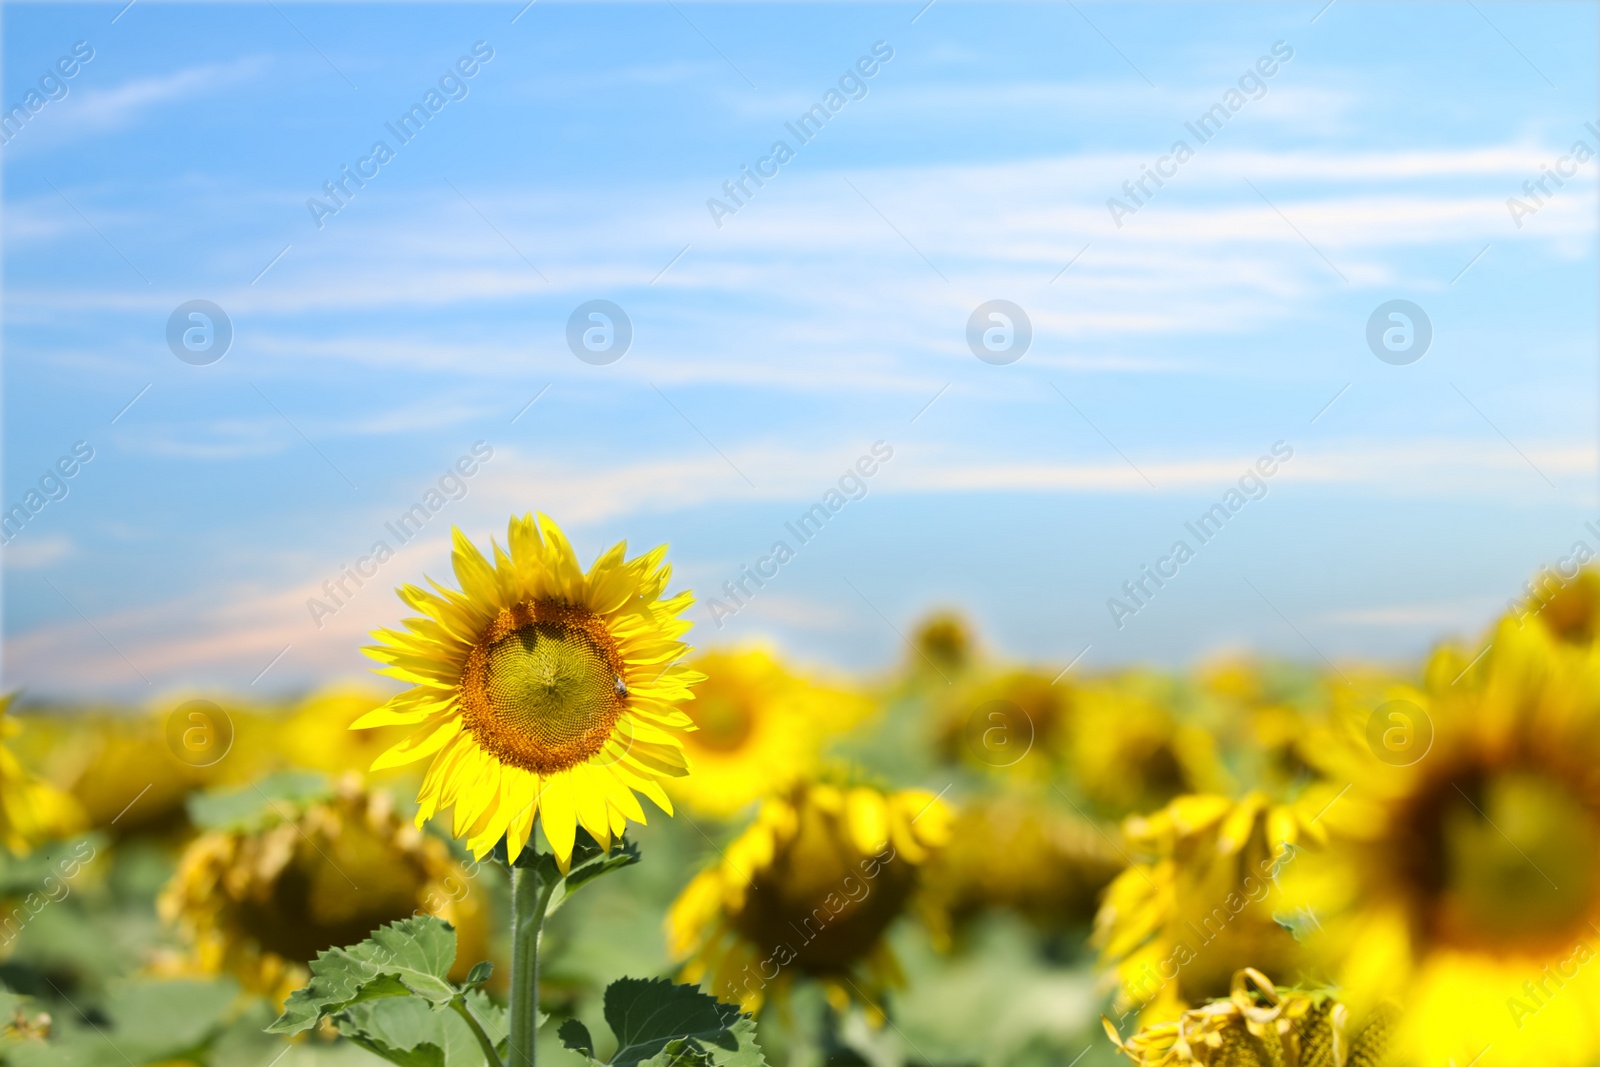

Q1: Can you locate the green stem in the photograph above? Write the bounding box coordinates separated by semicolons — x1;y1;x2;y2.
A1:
508;864;555;1067
451;996;505;1067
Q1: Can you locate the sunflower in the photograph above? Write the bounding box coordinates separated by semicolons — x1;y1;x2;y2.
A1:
922;790;1124;945
1067;676;1225;819
159;776;487;1004
1522;562;1600;644
1196;659;1325;797
357;515;703;870
1105;968;1392;1067
667;781;952;1019
934;668;1074;777
278;685;417;781
28;701;273;839
1280;578;1600;1067
1096;791;1336;1027
0;697;83;855
910;610;976;678
667;649;868;819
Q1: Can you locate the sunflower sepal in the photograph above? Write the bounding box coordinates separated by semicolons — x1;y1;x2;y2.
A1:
558;977;766;1067
490;828;641;918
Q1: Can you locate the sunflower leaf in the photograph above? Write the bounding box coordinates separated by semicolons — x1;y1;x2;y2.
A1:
560;1018;596;1057
463;960;494;989
341;995;508;1067
267;915;464;1035
567;978;765;1067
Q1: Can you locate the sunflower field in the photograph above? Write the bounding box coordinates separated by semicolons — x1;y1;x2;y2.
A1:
0;514;1594;1067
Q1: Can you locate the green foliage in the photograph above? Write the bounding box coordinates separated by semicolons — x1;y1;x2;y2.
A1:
0;834;103;895
342;991;509;1067
187;770;333;832
5;977;239;1067
560;978;766;1067
268;914;513;1066
269;915;481;1034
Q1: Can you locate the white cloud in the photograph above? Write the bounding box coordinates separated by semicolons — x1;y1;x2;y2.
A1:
5;57;271;157
1;534;74;570
6;432;1593;698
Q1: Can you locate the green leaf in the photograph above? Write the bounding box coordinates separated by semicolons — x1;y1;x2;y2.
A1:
463;960;494;989
341;990;511;1067
268;915;462;1035
188;770;332;832
559;1018;596;1057
464;987;511;1051
570;978;765;1067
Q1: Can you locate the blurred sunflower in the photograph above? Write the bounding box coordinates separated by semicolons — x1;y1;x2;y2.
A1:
667;649;869;819
1282;582;1600;1067
922;791;1124;945
358;514;702;870
1096;791;1335;1026
667;781;952;1020
23;701;269;840
1524;563;1600;645
910;610;975;678
159;777;487;1004
1196;659;1323;796
0;697;83;855
1105;968;1392;1067
1069;678;1224;819
278;685;415;781
935;668;1073;777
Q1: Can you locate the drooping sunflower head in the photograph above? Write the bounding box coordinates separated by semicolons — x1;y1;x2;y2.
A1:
158;777;487;1005
935;668;1075;777
910;610;975;677
1283;601;1600;1066
667;780;952;1020
1096;791;1334;1026
921;790;1124;945
1105;968;1393;1067
0;697;84;856
359;515;703;870
668;649;869;819
1068;677;1224;819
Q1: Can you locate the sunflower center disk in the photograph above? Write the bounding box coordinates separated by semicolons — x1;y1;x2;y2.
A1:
689;692;755;752
461;604;625;776
1417;771;1600;951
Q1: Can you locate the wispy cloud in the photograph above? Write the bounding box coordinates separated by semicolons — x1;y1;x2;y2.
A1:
8;57;270;156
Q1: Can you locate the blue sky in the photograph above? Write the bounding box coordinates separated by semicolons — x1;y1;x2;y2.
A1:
3;1;1596;701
